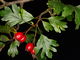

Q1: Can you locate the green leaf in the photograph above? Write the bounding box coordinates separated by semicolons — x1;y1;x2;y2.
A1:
50;47;57;52
42;21;53;32
62;5;74;17
36;34;59;59
0;7;12;16
0;25;11;33
47;0;64;14
48;16;68;33
34;47;40;55
0;42;5;52
8;47;18;58
19;9;34;24
51;40;59;47
41;49;45;58
66;15;73;21
13;40;20;47
1;12;21;27
46;50;52;58
74;7;80;29
1;4;34;27
0;35;9;42
8;40;20;57
37;35;44;50
25;34;34;43
12;4;20;16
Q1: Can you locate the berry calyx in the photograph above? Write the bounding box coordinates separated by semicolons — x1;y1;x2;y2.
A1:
14;32;23;40
25;43;34;52
31;49;35;55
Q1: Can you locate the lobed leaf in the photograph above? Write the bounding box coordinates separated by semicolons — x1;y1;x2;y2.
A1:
74;7;80;29
48;16;68;33
42;21;53;32
8;47;18;58
12;4;20;16
41;49;45;58
19;9;34;24
46;50;52;58
1;12;21;27
36;34;59;59
47;0;64;14
0;35;9;42
51;40;59;47
8;40;20;57
50;47;57;52
1;4;34;27
0;7;12;16
62;5;74;17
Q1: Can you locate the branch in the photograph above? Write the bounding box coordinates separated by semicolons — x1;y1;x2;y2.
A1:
25;8;51;34
0;0;32;9
33;27;37;45
36;8;51;27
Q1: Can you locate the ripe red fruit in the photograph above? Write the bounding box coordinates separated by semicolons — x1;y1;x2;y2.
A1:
14;32;26;43
25;43;34;52
14;32;23;40
31;49;35;54
19;35;26;43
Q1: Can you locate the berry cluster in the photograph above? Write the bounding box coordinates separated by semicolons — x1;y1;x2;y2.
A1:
14;32;35;54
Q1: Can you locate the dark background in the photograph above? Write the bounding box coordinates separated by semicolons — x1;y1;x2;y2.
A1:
0;0;80;60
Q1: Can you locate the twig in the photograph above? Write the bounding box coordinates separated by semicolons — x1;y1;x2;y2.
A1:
25;8;51;34
0;0;32;9
9;33;12;39
33;27;37;45
24;25;34;34
48;9;53;16
16;24;20;31
36;8;51;27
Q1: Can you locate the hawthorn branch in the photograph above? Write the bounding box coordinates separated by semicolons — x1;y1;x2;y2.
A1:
32;8;51;45
33;27;37;45
25;8;51;34
0;0;32;9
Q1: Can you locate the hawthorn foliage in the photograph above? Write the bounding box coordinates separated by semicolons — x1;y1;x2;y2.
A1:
0;0;80;60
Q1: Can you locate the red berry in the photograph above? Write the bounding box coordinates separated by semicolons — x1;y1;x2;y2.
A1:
19;35;26;43
31;49;35;54
25;43;34;52
14;32;26;43
14;32;23;40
